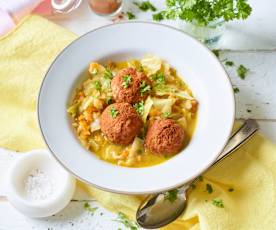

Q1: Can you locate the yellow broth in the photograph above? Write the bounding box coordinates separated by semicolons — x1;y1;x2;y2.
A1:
67;55;198;167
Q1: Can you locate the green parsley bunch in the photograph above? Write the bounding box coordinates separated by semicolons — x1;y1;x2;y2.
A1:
153;0;252;26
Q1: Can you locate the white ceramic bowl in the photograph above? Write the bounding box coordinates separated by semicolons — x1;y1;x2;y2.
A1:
38;22;235;194
6;150;76;217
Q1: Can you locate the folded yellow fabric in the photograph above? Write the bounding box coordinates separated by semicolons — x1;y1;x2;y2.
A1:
1;15;276;230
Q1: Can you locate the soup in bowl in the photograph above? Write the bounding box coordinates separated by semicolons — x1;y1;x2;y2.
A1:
38;22;234;194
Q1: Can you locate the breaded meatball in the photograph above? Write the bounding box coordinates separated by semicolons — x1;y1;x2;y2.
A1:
111;67;151;104
145;119;185;155
100;103;143;145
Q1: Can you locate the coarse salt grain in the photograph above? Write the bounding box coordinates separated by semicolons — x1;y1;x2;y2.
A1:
24;169;56;201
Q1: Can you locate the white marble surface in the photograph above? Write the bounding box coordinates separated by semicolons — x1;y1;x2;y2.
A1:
0;0;276;229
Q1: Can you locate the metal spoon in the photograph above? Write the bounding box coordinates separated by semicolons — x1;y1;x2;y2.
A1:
136;119;259;229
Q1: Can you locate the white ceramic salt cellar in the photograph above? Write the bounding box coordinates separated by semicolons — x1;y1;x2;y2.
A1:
6;149;76;217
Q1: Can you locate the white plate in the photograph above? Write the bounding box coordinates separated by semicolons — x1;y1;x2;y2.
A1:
38;22;235;194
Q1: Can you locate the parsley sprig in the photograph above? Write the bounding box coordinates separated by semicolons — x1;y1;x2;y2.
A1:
151;72;165;84
237;64;249;79
84;202;98;214
104;68;113;79
134;101;145;116
110;106;119;118
93;80;101;91
140;81;151;96
153;0;252;26
164;189;178;203
114;212;139;230
134;1;156;12
126;11;136;20
206;183;213;194
122;75;132;88
212;199;224;208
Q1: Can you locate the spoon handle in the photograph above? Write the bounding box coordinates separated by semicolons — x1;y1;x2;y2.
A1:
213;119;259;165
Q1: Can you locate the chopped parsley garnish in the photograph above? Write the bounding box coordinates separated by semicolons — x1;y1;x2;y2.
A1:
164;189;178;203
126;11;136;20
233;87;240;94
198;175;203;181
134;101;144;116
134;1;156;12
237;64;249;79
114;212;139;230
162;111;171;118
104;68;113;79
122;75;132;88
225;60;234;66
212;49;220;58
140;81;151;96
152;12;164;21
206;183;213;194
93;80;101;91
228;188;234;192
247;109;252;113
84;202;98;214
152;72;165;84
110;106;119;118
212;199;224;208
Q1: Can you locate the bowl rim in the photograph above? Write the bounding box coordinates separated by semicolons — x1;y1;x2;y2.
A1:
37;21;235;195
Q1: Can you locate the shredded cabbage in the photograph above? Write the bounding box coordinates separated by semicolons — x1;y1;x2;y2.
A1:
141;54;162;75
90;119;100;132
142;96;153;122
79;96;94;112
153;84;194;100
67;103;79;117
129;137;144;158
152;98;176;114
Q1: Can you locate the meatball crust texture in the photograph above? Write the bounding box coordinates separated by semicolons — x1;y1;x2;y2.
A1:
145;119;185;155
100;102;143;145
111;67;151;104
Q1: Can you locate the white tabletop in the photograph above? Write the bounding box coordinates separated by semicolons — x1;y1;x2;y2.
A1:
0;0;276;229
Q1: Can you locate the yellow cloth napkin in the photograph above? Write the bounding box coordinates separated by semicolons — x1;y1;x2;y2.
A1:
1;15;276;230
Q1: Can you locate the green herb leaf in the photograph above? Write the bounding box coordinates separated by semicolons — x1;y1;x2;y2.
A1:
212;49;220;57
84;202;98;214
122;75;132;88
152;72;165;84
134;101;145;116
237;64;249;79
110;106;119;118
162;111;171;118
164;189;178;203
134;1;156;12
233;87;240;94
212;199;224;208
140;81;151;96
198;175;203;181
225;60;234;66
159;0;252;26
93;80;101;91
104;68;113;79
115;212;139;230
152;12;164;21
206;183;213;194
126;11;136;20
